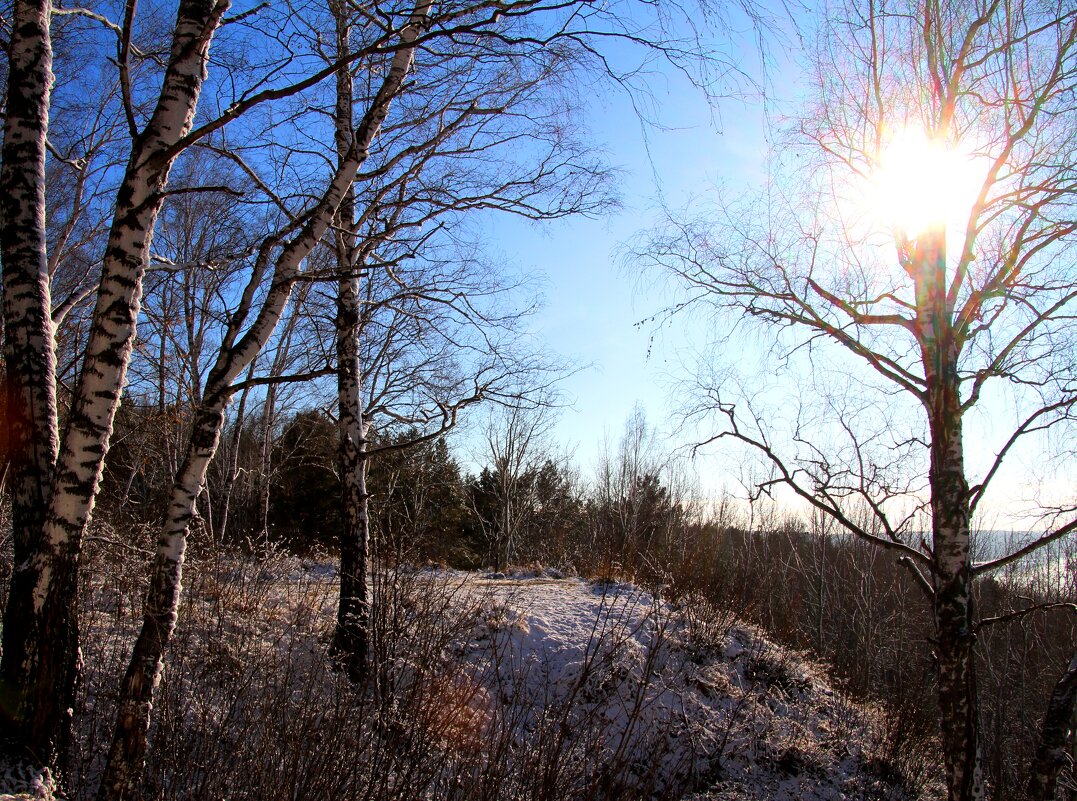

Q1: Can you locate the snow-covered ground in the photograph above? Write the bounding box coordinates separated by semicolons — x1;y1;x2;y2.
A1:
451;569;936;800
48;558;940;801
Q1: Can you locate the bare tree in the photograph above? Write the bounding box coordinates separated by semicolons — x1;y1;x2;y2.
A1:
640;1;1077;799
100;0;686;780
471;399;560;570
323;0;632;675
0;0;61;773
2;0;232;778
329;0;373;682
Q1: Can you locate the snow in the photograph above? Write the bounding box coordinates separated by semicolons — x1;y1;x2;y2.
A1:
69;557;936;800
0;759;56;801
448;571;931;800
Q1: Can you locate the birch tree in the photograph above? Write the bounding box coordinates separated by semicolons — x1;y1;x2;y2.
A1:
2;0;232;777
324;0;623;674
0;1;61;774
640;1;1077;799
3;0;423;782
96;2;434;793
330;0;371;681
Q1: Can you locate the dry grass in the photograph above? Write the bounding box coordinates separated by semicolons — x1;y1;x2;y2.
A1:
0;532;937;801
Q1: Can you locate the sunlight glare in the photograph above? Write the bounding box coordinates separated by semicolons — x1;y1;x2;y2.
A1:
870;128;983;239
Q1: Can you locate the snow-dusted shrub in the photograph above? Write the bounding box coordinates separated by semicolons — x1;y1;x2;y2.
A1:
69;550;483;800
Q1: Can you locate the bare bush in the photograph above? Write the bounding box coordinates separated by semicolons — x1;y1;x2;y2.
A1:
68;548;703;800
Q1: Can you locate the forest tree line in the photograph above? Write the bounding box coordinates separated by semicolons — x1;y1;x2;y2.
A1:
94;397;686;574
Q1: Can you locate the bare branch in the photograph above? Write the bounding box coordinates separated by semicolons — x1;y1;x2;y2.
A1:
973;519;1077;575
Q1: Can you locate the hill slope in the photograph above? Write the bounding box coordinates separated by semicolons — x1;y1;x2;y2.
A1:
461;571;938;800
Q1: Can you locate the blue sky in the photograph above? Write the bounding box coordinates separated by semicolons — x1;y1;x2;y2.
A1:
474;27;785;482
469;10;1073;531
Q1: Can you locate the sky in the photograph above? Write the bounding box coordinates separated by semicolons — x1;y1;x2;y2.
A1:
472;19;787;488
467;6;1075;531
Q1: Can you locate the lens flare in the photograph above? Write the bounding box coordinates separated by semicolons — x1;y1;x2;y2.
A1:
870;128;984;239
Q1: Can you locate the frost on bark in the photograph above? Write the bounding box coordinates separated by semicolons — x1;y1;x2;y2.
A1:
328;0;372;680
99;4;430;794
0;0;64;771
1027;649;1077;801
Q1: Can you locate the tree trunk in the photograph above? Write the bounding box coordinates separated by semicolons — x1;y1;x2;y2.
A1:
97;403;226;801
100;240;327;800
99;16;430;785
330;257;372;679
917;231;984;801
2;1;230;785
328;0;372;680
1027;649;1077;801
0;0;63;774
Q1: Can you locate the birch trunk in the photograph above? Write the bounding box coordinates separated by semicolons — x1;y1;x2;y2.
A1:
0;0;230;781
916;232;984;801
331;255;372;681
44;0;229;550
100;8;429;792
1026;649;1077;801
929;395;982;801
99;220;327;801
328;0;372;679
0;0;63;771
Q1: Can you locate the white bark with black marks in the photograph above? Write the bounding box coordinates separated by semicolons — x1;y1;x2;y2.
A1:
328;0;372;678
913;232;984;801
0;0;65;773
1;5;231;782
99;4;431;794
45;0;231;547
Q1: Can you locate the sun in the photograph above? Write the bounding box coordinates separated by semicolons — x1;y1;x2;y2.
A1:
869;128;985;240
